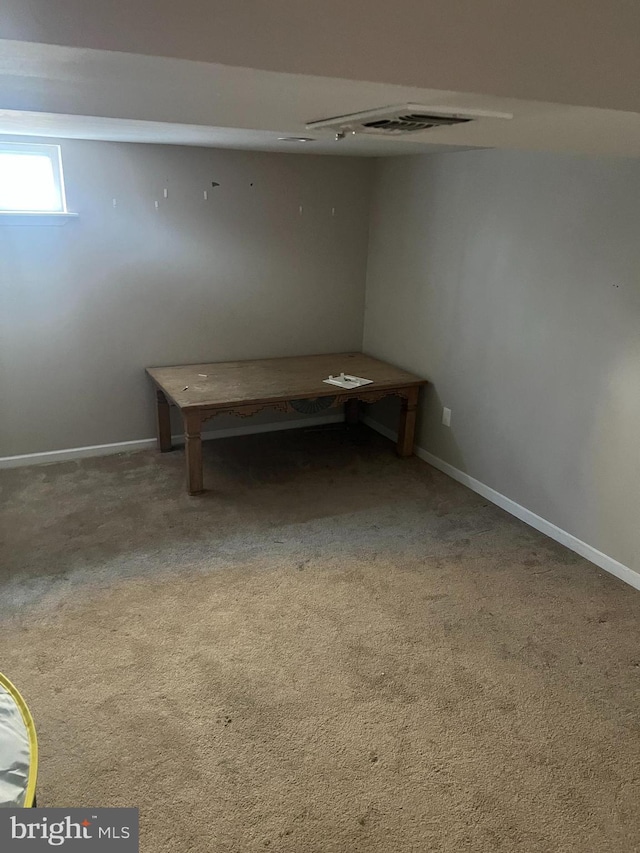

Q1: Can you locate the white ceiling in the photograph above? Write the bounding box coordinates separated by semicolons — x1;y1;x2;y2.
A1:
3;0;640;114
0;39;639;159
0;110;474;158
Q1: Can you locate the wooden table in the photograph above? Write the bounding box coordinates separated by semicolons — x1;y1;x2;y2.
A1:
146;352;426;495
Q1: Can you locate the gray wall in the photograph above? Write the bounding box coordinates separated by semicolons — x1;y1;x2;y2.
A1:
0;139;372;456
364;149;640;574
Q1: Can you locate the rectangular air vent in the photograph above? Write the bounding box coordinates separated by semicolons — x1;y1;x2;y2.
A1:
306;104;512;136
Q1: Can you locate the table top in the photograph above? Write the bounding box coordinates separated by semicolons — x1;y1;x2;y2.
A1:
147;352;426;410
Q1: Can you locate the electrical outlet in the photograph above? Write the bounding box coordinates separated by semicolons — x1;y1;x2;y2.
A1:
442;407;452;427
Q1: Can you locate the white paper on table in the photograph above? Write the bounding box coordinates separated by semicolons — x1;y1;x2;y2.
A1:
322;373;373;389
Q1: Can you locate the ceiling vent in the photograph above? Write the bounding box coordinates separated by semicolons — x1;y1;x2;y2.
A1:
306;104;512;136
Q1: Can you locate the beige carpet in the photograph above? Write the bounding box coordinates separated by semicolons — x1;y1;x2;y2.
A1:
1;425;639;852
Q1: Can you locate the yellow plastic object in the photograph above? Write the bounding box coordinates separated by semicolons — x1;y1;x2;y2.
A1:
0;672;38;807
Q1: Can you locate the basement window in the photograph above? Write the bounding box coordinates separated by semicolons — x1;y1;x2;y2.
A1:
0;141;76;221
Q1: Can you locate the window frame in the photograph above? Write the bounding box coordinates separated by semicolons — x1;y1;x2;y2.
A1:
0;141;76;221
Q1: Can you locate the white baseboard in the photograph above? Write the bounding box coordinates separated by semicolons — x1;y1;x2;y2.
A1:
0;414;344;470
0;437;158;469
363;415;640;592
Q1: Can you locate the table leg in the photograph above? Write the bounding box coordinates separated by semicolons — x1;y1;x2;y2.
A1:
184;410;204;495
156;389;172;452
345;398;360;425
397;387;419;457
